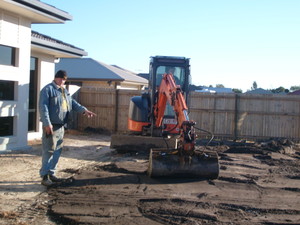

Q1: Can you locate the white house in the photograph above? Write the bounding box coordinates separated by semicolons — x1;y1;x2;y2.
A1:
0;0;87;151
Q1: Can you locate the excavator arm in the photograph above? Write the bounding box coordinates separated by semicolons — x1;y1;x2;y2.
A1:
148;73;218;178
153;73;196;153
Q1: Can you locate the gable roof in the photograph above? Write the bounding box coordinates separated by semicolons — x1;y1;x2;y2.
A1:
195;87;233;93
288;89;300;95
245;88;273;94
138;73;150;80
55;58;148;84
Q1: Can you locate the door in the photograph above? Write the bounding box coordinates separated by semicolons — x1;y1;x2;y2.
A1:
28;57;38;132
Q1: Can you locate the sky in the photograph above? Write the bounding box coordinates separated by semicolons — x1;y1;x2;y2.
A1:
32;0;300;92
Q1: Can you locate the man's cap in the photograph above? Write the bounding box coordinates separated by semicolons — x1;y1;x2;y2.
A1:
55;70;67;79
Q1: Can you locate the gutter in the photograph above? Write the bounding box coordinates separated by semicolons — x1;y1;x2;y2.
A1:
31;31;87;57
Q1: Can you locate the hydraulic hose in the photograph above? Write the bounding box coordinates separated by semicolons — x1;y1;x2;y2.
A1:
194;126;215;148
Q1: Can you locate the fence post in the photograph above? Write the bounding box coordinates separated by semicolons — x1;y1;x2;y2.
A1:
234;93;239;140
114;89;119;132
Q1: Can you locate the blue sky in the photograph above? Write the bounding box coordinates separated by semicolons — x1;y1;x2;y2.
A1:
33;0;300;92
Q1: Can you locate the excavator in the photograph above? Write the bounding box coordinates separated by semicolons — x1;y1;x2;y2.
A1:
111;56;219;179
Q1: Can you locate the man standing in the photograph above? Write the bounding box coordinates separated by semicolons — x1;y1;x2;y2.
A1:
39;70;96;186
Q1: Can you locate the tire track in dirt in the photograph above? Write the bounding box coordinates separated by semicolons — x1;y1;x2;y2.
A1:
46;145;300;224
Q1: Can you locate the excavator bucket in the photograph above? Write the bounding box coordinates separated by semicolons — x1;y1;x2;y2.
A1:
148;148;219;179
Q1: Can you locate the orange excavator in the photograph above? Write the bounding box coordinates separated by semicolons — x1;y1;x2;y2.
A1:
111;56;219;178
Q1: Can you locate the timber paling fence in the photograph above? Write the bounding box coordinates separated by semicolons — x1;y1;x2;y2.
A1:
76;87;300;142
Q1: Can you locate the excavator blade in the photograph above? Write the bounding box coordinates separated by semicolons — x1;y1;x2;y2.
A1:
110;134;177;152
148;148;219;179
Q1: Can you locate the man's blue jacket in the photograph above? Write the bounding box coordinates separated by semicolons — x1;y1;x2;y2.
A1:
39;81;86;127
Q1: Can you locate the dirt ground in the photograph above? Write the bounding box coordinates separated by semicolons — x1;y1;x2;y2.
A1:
0;131;299;225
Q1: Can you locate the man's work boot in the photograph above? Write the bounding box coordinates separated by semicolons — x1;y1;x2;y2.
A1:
49;175;64;183
41;175;53;186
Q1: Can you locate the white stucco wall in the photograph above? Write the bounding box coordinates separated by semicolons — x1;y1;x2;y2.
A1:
0;10;32;151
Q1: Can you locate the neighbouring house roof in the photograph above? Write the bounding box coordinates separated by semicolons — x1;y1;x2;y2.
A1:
0;0;72;23
195;87;233;93
245;88;273;94
55;58;148;85
288;89;300;95
31;31;87;57
138;73;150;80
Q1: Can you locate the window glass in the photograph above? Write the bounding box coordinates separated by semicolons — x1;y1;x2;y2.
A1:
156;66;185;87
0;117;13;136
0;45;15;66
0;80;14;100
155;66;186;117
28;57;38;131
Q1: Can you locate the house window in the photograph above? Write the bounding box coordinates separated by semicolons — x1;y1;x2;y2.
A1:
0;45;16;66
28;57;38;132
0;80;14;100
0;117;13;136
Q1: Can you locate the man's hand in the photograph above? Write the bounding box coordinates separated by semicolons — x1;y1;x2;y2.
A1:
83;110;97;118
44;125;53;136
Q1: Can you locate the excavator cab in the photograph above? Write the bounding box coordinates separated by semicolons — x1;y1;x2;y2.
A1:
128;56;191;136
150;58;190;93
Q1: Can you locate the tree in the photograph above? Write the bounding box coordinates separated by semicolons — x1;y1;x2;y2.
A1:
232;88;242;93
290;85;300;91
251;81;258;90
270;86;289;93
216;84;225;88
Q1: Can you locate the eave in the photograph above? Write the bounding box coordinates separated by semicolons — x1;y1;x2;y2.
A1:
31;31;87;58
0;0;72;23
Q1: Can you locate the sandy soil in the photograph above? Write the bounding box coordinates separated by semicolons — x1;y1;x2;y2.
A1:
0;131;299;225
